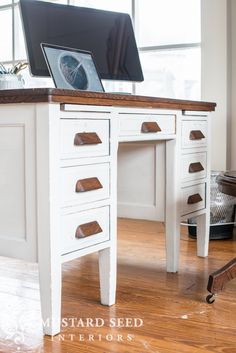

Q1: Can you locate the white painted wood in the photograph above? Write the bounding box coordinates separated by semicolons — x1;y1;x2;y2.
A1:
183;110;209;116
154;143;166;222
115;107;179;116
61;241;112;263
181;179;208;188
61;206;110;255
196;114;211;257
181;120;208;149
0;99;212;335
61;198;111;215
181;208;209;221
119;114;176;137
61;162;110;207
165;136;181;273
180;113;211;257
165;112;182;272
61;104;113;114
99;246;116;305
118;143;156;216
98;111;119;306
180;116;208;121
181;183;206;216
0;105;37;262
196;212;210;257
181;152;207;182
119;134;176;143
36;103;62;336
117;142;165;221
60;119;109;159
60;155;111;168
0;126;25;237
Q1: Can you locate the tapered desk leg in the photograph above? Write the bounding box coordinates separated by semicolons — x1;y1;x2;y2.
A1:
99;117;118;305
36;104;62;335
38;252;62;335
98;246;116;305
165;138;181;273
196;212;210;257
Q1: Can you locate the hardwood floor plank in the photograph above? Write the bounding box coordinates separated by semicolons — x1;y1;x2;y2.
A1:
0;218;236;353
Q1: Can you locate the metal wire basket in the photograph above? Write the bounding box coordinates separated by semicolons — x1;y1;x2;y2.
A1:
188;171;236;239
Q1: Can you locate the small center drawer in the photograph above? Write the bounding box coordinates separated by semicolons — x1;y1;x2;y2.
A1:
61;163;110;207
119;114;175;137
60;119;109;159
181;183;206;216
181;152;207;182
61;206;110;255
182;120;207;148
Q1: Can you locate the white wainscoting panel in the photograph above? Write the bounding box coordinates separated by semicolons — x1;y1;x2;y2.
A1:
117;142;165;221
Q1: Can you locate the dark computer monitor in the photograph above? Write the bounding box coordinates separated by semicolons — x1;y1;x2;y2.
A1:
19;0;144;82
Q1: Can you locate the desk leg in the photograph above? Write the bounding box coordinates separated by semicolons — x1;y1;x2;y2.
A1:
98;245;116;305
38;252;62;335
36;104;62;335
166;139;181;273
99;118;118;305
196;212;210;257
196;146;210;257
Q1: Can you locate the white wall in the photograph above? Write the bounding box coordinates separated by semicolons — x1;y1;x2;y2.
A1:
201;0;229;171
230;0;236;169
201;0;236;171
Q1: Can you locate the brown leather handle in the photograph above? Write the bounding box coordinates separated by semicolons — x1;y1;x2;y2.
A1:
75;221;103;238
189;162;204;173
189;130;205;140
76;177;103;192
141;122;161;133
187;193;203;204
74;132;102;145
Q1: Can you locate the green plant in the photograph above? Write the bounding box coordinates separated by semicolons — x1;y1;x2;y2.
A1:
0;61;28;75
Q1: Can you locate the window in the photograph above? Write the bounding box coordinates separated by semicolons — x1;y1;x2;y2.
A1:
0;7;12;62
70;0;131;14
0;0;201;98
136;0;201;99
136;0;200;47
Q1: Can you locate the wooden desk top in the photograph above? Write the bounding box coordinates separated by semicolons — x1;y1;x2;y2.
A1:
0;88;216;112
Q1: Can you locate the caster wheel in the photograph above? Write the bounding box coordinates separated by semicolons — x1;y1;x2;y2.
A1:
206;294;216;304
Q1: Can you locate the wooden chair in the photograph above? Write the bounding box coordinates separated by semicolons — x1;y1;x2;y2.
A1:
206;171;236;303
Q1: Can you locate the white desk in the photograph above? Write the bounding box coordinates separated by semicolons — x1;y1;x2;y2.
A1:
0;89;216;335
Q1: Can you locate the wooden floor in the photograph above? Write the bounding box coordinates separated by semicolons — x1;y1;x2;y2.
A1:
0;219;236;353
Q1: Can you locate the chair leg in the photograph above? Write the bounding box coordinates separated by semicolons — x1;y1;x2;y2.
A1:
206;257;236;303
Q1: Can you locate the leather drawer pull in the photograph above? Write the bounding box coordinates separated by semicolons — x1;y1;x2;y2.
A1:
76;177;103;192
189;162;204;173
75;221;103;238
74;132;102;145
141;122;161;133
187;193;203;204
189;130;205;140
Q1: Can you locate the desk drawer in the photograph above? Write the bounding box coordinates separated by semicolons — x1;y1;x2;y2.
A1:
60;119;109;159
181;152;207;182
61;206;109;255
61;163;110;207
181;183;206;216
119;114;175;137
182;120;207;148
